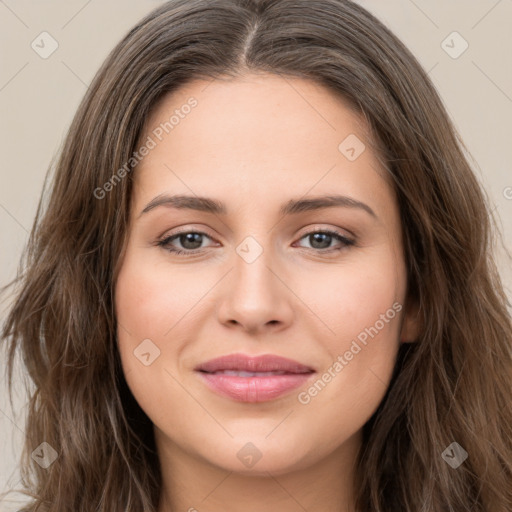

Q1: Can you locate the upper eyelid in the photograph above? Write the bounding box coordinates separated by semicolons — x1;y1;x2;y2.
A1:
160;225;354;238
161;227;217;242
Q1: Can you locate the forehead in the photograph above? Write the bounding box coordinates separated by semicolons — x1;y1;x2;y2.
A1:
133;73;393;216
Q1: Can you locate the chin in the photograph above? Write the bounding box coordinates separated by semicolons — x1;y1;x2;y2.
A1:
201;437;317;476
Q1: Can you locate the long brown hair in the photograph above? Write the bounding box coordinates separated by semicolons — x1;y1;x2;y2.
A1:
2;0;511;510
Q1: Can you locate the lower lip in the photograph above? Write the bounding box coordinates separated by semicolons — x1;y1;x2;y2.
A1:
196;372;315;402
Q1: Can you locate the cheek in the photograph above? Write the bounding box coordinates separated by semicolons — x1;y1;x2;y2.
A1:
114;249;219;404
308;248;404;352
115;252;198;343
114;256;188;427
294;249;403;401
293;251;404;435
114;253;179;380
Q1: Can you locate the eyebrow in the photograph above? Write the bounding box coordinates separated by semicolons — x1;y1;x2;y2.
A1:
138;193;377;219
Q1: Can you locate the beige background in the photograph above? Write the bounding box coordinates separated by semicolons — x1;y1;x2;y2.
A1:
1;0;511;509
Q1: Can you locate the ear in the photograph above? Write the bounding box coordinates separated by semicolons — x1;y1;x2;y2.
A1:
399;298;421;343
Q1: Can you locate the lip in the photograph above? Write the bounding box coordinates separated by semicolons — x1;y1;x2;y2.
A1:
194;353;316;403
195;353;315;374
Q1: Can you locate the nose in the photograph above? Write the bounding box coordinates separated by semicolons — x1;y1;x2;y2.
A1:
215;239;294;335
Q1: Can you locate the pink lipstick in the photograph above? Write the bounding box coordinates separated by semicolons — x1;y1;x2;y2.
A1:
194;353;315;402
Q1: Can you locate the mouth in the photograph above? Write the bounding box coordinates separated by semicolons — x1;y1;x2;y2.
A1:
203;370;291;376
194;353;316;402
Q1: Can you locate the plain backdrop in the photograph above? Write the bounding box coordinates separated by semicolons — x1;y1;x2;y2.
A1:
1;1;511;509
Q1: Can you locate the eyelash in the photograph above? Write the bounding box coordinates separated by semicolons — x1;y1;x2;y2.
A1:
156;228;355;256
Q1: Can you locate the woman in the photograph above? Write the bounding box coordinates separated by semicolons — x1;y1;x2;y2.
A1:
1;0;511;510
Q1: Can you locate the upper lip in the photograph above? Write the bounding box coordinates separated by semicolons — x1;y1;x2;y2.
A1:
195;353;315;374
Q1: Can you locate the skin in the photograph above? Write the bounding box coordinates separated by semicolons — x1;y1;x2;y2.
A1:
115;73;419;512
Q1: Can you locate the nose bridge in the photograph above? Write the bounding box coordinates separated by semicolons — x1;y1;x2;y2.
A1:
238;233;274;282
215;232;293;331
232;233;279;306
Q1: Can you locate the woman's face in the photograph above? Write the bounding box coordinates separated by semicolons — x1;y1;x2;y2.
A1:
115;73;418;476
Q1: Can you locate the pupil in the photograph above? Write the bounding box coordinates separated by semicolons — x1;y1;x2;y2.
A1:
311;233;330;249
181;233;202;250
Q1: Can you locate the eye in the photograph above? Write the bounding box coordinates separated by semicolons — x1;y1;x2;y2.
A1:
294;229;355;253
156;230;216;255
157;228;355;256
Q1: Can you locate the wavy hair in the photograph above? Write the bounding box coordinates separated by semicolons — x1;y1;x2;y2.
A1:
1;0;511;510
